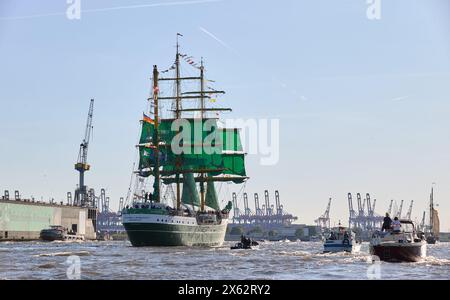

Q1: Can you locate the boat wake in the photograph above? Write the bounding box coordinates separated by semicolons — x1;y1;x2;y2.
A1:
34;251;91;257
277;250;312;258
36;263;57;269
418;256;450;266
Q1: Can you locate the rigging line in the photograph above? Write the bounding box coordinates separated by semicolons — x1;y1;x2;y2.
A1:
217;182;224;197
127;122;143;197
236;182;247;203
217;182;225;204
223;184;230;206
125;162;136;205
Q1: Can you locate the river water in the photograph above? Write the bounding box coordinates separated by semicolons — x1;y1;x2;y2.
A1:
0;240;449;280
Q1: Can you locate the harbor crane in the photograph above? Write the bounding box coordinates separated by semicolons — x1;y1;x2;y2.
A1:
396;200;404;219
356;193;366;229
406;200;414;220
232;193;240;224
97;188;125;234
366;193;374;229
315;198;331;230
388;200;394;216
347;193;356;228
254;193;262;217
231;191;297;226
420;211;426;232
357;193;365;218
274;191;283;224
348;192;384;237
243;193;251;222
264;190;274;216
118;197;124;212
74;99;94;207
366;194;373;217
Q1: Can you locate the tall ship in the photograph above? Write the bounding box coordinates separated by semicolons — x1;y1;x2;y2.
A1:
122;36;248;247
426;186;440;244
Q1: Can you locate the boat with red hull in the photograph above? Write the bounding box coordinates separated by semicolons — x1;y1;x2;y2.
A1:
370;220;426;263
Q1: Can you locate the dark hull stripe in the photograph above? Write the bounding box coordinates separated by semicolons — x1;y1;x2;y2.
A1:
370;244;426;262
123;223;227;247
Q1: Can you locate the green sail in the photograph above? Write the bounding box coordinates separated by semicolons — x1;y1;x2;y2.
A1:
138;119;156;171
159;118;223;173
140;120;155;144
138;147;152;170
221;128;246;177
205;179;220;210
222;128;243;151
222;154;246;177
181;172;200;207
139;118;247;180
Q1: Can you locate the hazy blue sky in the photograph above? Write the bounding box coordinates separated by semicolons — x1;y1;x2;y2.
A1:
1;0;449;230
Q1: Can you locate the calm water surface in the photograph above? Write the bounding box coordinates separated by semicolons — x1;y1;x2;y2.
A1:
1;240;449;280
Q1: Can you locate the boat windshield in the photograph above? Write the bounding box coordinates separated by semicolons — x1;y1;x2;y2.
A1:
400;222;415;233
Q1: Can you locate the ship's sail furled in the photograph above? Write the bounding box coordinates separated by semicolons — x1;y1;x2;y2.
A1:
138;114;156;172
432;209;440;237
205;178;220;210
181;172;200;207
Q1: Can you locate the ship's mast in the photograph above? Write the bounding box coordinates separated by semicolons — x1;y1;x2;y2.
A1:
152;35;248;211
153;65;161;203
429;186;434;232
199;59;206;212
175;34;182;118
175;34;182;210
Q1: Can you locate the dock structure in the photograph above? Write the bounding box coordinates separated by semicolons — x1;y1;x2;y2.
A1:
231;190;298;227
1;189;97;241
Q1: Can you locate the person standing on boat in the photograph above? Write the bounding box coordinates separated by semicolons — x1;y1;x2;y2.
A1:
381;213;393;232
330;231;336;240
392;217;402;233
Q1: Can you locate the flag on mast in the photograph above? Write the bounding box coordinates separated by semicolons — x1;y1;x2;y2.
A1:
143;113;155;124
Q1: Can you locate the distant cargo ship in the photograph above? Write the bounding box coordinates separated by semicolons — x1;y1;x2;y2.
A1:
0;192;97;241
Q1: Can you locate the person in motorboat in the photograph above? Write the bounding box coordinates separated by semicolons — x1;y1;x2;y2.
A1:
344;231;349;240
392;217;402;233
329;231;336;240
232;235;253;250
370;219;427;262
382;213;392;232
240;235;250;247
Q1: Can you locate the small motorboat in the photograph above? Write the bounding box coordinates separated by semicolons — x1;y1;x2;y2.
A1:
323;225;360;253
231;242;252;250
40;225;65;241
370;220;426;262
426;234;437;245
40;225;85;242
231;237;259;250
97;231;113;241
